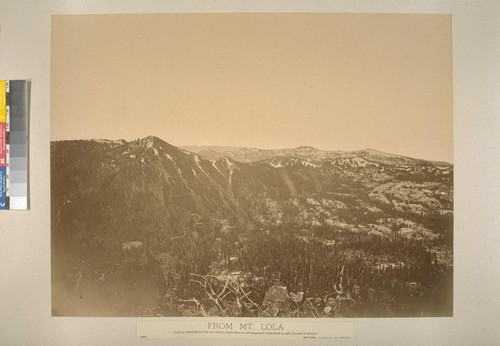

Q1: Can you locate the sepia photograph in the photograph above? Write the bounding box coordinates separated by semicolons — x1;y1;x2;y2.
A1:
51;13;453;318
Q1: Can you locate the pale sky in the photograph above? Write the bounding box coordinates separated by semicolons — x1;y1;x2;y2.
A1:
51;13;453;162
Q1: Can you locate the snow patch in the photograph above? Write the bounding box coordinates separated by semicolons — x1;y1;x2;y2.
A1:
224;157;234;168
176;147;191;154
301;161;320;168
194;155;209;176
212;160;221;172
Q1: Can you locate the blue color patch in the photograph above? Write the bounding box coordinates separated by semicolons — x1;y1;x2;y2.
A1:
0;167;6;209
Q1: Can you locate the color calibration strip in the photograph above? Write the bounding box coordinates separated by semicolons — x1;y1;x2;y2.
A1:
0;80;30;210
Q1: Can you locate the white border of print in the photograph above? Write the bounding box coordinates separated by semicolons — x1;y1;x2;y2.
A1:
0;1;499;345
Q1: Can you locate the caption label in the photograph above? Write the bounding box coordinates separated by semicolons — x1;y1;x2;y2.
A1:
137;319;353;340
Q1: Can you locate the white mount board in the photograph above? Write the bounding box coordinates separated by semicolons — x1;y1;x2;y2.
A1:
0;0;499;345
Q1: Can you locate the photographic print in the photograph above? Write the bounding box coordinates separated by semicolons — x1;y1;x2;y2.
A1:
51;13;453;318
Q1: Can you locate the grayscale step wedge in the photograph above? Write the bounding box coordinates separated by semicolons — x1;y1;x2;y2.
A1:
8;80;30;210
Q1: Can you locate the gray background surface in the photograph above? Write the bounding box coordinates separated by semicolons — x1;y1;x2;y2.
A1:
0;0;499;345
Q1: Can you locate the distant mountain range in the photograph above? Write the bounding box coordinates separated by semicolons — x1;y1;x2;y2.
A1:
51;136;453;316
181;144;452;167
52;136;453;229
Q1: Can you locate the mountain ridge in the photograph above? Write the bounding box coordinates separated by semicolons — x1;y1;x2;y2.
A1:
51;135;454;317
51;135;453;229
52;136;451;165
180;142;451;166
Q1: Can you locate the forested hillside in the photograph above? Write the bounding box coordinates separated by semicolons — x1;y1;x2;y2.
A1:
51;136;453;317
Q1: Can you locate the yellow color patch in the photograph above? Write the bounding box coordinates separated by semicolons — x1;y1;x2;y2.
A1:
0;80;6;123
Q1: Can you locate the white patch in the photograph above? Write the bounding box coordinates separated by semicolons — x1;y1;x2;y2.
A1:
122;241;142;250
176;147;191;154
306;198;320;206
301;161;320;168
194;155;209;176
351;157;367;166
335;157;368;167
368;206;382;213
225;157;234;168
164;153;174;161
212;160;221;172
